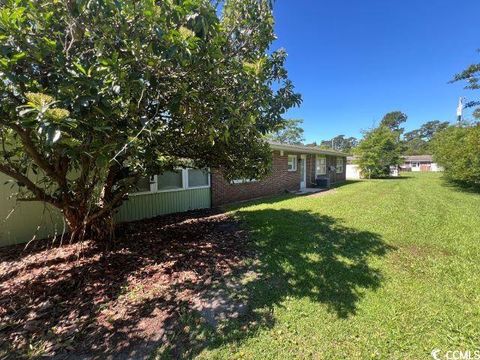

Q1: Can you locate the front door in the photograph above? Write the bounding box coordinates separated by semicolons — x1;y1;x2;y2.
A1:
300;155;307;189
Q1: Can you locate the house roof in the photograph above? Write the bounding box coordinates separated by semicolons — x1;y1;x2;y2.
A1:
267;141;348;157
402;155;433;162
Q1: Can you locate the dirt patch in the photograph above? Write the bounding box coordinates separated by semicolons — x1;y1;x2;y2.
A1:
0;209;251;359
388;243;451;272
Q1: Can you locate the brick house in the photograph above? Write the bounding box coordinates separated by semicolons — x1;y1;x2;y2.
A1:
0;141;347;246
212;141;347;205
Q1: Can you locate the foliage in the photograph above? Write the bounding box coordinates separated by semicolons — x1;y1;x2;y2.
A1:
433;51;480;186
432;124;480;186
380;111;407;133
451;53;480;114
355;123;403;178
265;118;304;145
0;0;300;240
403;120;449;155
319;135;358;153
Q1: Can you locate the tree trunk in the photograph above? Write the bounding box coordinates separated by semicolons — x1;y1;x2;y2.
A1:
63;206;115;243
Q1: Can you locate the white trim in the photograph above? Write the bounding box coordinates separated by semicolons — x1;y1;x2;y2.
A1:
129;186;210;196
186;168;211;189
315;155;327;176
231;178;259;184
300;155;306;189
268;141;348;157
336;157;344;174
287;155;297;172
130;168;210;196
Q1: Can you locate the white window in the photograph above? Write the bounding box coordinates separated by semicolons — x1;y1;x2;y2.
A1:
336;157;344;174
134;176;154;193
287;155;297;171
157;170;183;191
316;155;326;175
187;169;210;188
132;168;210;194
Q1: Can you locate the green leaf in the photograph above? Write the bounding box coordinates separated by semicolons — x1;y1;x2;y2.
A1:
74;62;88;76
96;154;109;167
12;52;26;61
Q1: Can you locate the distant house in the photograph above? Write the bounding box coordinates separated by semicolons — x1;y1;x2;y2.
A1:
346;154;443;180
346;156;399;179
0;141;346;246
400;155;442;172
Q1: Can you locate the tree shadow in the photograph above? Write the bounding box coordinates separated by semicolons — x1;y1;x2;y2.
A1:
331;179;363;188
239;209;394;318
0;207;394;359
441;178;480;195
159;208;395;358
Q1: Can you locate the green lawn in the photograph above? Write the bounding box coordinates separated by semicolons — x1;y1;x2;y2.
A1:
179;173;480;359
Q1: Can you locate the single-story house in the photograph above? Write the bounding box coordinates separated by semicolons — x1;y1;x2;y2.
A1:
0;141;346;246
399;155;442;172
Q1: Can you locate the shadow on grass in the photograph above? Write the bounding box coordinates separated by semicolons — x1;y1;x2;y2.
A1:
158;208;395;358
329;179;363;189
242;209;394;317
0;207;394;359
226;180;360;211
366;176;412;180
441;178;480;195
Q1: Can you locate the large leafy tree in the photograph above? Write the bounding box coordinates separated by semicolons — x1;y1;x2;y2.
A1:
0;0;301;241
380;111;407;133
265;118;304;145
319;135;358;153
355;119;403;178
403;120;449;155
432;124;480;186
431;53;480;186
451;54;480;118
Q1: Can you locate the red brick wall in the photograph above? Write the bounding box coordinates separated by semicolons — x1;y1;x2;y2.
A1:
211;151;347;206
211;150;301;206
306;154;346;185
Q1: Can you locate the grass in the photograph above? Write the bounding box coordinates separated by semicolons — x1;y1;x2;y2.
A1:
192;173;480;359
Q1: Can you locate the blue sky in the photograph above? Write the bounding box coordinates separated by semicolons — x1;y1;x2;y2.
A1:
272;0;480;143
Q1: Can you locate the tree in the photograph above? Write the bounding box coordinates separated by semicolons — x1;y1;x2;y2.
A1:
451;55;480;116
432;53;480;187
319;135;358;153
380;111;408;133
403;120;449;155
0;0;301;241
432;124;480;186
266;118;305;145
419;120;450;140
355;124;403;178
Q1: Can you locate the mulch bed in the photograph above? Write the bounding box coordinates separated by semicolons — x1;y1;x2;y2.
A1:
0;209;249;359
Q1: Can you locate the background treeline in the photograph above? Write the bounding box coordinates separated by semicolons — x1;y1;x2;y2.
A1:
268;115;451;156
266;49;480;185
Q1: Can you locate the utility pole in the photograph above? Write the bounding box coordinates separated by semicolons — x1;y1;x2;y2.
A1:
457;97;464;124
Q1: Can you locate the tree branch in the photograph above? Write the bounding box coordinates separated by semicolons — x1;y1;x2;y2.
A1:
10;123;68;188
0;163;59;206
